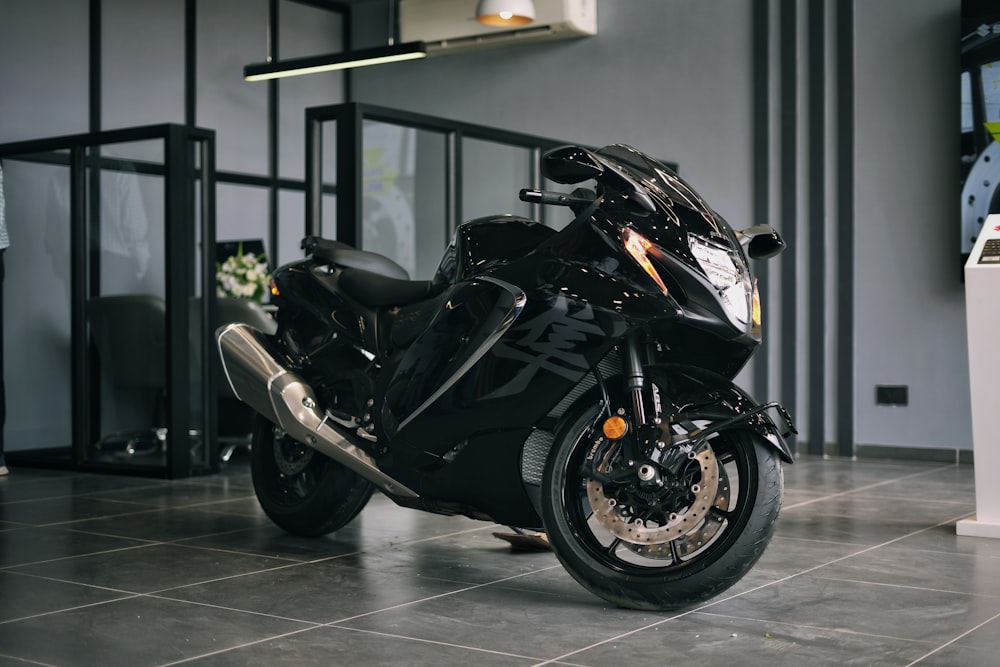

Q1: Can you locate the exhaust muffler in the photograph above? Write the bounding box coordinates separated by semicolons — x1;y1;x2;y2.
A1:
215;322;418;499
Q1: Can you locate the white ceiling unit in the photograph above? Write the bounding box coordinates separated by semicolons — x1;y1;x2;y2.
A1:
399;0;597;55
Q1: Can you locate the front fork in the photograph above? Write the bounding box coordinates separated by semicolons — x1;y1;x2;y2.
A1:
624;331;653;428
616;331;671;472
586;332;677;491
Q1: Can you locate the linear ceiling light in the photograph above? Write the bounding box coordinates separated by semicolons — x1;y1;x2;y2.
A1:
475;0;536;26
244;41;427;82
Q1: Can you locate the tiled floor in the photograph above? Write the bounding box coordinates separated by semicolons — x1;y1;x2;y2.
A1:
0;453;996;666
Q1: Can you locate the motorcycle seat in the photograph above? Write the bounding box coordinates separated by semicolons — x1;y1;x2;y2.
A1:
302;236;410;281
339;267;437;308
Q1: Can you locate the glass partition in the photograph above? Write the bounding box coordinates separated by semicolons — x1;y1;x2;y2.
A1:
305;103;570;278
86;141;168;470
278;189;307;268
0;124;216;478
217;182;270;260
362;121;447;279
461;138;534;222
1;152;74;457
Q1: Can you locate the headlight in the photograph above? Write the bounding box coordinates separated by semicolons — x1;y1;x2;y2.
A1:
689;236;739;288
688;235;751;324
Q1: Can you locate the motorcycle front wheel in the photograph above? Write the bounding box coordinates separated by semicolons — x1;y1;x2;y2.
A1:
250;414;374;537
540;405;783;611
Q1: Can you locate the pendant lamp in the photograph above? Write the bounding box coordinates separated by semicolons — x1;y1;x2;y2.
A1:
475;0;536;26
244;0;426;81
244;43;426;81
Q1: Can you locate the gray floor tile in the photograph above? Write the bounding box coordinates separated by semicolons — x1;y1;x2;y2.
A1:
911;644;1000;666
332;524;560;584
932;611;1000;652
8;542;295;594
57;506;273;542
0;495;155;525
893;522;1000;557
0;570;133;623
813;544;1000;597
175;524;372;561
0;595;313;667
0;525;150;568
563;612;933;667
750;534;870;576
158;558;477;624
0;473;163;503
179;625;541;666
775;495;972;547
1;457;997;666
335;583;668;660
703;574;999;645
84;481;258;509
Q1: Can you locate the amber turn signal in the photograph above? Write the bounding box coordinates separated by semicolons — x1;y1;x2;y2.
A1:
602;415;628;440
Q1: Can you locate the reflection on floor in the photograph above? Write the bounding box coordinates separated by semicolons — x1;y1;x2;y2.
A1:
0;453;995;666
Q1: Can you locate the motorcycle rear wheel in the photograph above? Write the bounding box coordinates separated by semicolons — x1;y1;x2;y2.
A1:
541;406;782;611
250;414;374;537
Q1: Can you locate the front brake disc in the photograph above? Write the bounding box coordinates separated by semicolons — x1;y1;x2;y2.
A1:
585;441;722;546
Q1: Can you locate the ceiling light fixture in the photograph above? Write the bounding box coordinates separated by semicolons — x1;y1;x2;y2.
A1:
244;41;427;81
244;0;426;82
475;0;536;26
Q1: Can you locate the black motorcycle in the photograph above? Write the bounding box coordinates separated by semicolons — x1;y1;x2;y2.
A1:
217;143;795;611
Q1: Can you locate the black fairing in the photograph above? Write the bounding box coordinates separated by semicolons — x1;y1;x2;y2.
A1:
381;267;629;453
270;261;371;351
433;215;556;285
381;278;524;440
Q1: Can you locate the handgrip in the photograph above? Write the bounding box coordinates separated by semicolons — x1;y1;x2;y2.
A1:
519;188;595;207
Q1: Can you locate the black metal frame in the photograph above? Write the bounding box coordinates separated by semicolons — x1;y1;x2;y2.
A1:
0;124;217;478
305;102;581;245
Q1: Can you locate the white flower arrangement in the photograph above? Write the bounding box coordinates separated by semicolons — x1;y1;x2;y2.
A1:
216;242;270;302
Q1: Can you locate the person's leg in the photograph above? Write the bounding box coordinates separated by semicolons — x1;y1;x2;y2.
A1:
0;249;7;475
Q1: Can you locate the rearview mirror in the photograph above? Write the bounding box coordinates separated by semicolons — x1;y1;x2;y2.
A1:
737;225;785;260
542;146;605;184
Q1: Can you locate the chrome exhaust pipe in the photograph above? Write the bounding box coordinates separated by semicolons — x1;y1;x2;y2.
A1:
216;322;418;499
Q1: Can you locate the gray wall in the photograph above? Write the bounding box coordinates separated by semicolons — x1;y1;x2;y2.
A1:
853;1;966;450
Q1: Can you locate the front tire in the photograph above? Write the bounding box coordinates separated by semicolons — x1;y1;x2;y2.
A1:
541;406;783;611
250;415;374;537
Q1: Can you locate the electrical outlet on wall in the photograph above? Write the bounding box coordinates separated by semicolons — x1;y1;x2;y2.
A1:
876;385;908;406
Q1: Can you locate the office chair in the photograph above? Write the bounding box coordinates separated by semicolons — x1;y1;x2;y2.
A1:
87;294;167;459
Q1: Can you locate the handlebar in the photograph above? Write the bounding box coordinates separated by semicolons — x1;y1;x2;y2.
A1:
519;188;596;208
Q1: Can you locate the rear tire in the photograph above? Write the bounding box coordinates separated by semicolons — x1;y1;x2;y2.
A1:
250;415;374;537
541;405;783;611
